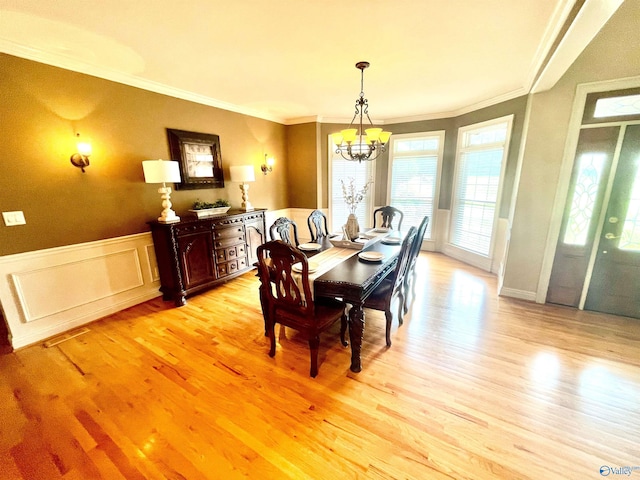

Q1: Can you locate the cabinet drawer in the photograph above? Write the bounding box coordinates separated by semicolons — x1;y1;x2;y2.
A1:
175;223;212;236
215;244;247;262
214;226;244;239
215;235;245;249
217;257;248;278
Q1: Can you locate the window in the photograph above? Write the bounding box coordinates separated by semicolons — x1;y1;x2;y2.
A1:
449;116;513;257
329;141;375;231
388;132;444;238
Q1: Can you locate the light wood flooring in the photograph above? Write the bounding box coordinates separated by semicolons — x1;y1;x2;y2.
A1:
1;253;639;479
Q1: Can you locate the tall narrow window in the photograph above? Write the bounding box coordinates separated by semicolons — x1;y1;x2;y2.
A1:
450;116;513;257
388;132;444;238
563;153;607;246
329;142;375;231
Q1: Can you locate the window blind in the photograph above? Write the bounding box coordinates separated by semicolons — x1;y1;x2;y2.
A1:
450;118;511;257
388;133;443;237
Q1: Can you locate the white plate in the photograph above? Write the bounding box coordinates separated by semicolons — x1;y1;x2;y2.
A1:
292;261;319;273
372;227;389;233
298;242;322;251
354;237;369;244
381;237;401;245
358;251;385;262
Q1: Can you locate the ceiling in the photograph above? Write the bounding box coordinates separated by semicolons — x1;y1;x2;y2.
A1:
0;0;624;124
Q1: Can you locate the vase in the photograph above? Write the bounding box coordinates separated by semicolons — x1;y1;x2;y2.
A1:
345;213;360;241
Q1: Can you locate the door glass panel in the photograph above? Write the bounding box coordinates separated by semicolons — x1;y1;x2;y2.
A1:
563;153;607;246
620;161;640;251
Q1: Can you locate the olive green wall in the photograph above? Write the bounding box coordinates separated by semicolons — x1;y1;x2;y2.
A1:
286;122;320;209
0;54;288;256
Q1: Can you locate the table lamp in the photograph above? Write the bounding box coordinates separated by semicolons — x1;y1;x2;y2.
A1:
142;159;182;223
230;165;255;211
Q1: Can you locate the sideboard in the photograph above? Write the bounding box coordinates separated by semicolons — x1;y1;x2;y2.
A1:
149;209;266;306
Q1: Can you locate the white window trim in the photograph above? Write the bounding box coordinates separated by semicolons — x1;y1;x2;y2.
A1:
327;135;376;232
387;130;445;249
444;114;514;271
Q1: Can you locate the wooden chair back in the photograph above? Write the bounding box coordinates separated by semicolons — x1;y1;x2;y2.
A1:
373;206;404;231
256;240;313;320
307;210;329;242
269;217;300;246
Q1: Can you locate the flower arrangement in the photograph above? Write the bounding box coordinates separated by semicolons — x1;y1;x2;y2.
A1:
341;177;373;214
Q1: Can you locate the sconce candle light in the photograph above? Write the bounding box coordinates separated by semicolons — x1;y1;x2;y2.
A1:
230;165;255;211
261;154;275;175
142;159;182;223
70;133;92;172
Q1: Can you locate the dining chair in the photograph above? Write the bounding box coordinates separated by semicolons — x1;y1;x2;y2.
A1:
307;209;329;242
256;240;348;377
373;206;404;231
269;217;300;246
363;226;417;347
403;215;430;317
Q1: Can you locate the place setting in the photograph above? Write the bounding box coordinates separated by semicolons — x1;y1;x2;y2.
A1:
381;235;402;245
357;251;385;262
292;261;320;273
297;242;322;251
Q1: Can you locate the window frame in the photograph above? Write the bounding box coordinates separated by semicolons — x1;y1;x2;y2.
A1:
386;131;445;247
446;114;514;271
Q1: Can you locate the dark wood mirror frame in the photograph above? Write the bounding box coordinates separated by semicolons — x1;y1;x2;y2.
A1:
167;128;224;189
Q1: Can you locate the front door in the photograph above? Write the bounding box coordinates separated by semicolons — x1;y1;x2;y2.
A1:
585;124;640;318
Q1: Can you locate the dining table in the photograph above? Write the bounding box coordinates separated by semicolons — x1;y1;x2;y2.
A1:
299;232;403;373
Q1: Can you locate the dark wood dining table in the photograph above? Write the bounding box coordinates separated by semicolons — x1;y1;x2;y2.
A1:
312;237;401;373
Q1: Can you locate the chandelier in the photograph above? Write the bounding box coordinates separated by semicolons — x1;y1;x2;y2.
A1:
331;61;392;162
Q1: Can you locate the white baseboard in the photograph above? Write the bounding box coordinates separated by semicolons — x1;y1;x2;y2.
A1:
0;233;162;349
498;287;537;302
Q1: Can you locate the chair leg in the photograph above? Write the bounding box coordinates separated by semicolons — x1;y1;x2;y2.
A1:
268;322;277;358
403;279;411;315
340;314;348;347
309;335;320;377
385;309;393;347
397;292;405;327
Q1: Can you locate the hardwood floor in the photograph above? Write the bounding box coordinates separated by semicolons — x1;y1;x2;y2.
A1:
1;253;639;479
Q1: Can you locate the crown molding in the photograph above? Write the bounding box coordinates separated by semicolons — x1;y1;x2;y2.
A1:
532;0;624;93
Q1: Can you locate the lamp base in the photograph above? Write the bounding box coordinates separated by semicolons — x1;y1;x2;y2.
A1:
239;184;254;212
157;185;180;223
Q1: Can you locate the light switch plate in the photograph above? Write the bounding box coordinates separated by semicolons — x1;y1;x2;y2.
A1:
2;211;26;226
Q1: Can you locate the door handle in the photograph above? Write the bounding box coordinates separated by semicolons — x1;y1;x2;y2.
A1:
604;232;621;240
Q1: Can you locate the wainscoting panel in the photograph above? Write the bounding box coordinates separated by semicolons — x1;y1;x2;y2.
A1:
12;248;144;323
0;233;161;349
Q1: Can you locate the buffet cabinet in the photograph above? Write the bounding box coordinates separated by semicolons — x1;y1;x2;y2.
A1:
149;209;266;306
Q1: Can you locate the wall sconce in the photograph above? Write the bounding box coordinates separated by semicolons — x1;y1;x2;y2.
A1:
230;165;255;211
142;159;182;223
70;133;92;173
261;154;275;175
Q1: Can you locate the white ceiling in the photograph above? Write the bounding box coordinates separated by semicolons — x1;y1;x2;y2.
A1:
0;0;624;124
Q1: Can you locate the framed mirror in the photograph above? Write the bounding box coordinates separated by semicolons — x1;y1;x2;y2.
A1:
167;129;224;189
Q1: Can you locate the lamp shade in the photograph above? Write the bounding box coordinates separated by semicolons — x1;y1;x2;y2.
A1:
142;159;181;184
230;165;255;183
